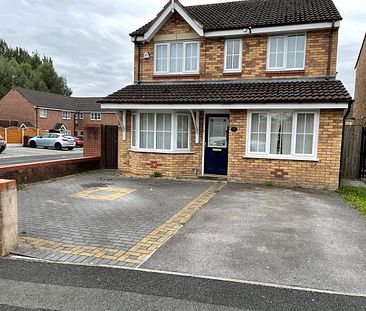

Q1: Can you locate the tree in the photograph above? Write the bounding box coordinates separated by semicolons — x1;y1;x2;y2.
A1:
0;38;72;99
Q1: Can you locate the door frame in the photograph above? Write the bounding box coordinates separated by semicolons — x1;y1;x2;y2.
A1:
201;110;230;176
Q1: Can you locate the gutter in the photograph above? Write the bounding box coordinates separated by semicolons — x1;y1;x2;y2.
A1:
339;100;354;186
134;36;142;84
326;20;335;79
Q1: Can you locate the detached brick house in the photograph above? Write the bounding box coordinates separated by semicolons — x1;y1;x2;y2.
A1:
351;34;366;125
0;87;118;135
100;0;352;189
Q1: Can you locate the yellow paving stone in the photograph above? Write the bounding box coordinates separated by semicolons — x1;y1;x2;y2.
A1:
71;187;136;201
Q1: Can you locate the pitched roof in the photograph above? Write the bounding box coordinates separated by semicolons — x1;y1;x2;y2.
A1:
355;34;366;69
15;87;103;112
130;0;342;37
75;98;103;112
16;87;76;111
100;79;352;104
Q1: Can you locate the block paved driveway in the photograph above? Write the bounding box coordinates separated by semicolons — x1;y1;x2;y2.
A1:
143;183;366;295
14;171;218;267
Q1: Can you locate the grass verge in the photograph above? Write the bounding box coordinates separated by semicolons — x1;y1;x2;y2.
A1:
338;186;366;218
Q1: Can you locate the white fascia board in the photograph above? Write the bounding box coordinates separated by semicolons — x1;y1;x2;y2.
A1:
101;102;349;110
144;3;174;42
205;21;341;38
37;107;75;112
143;1;203;43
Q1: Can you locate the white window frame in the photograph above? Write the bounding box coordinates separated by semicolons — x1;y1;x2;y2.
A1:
130;111;191;153
224;38;243;73
246;110;319;161
62;111;71;120
90;112;101;121
79;112;84;120
267;34;307;71
154;41;200;75
39;109;47;118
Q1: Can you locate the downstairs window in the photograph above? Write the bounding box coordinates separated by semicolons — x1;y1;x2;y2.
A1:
131;112;190;152
247;111;318;159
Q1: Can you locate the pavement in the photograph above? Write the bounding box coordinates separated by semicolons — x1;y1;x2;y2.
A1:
0;145;83;167
142;182;366;295
14;171;217;267
0;258;365;311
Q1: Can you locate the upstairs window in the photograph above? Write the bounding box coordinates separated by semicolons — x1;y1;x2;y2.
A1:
155;41;199;74
224;39;242;72
39;109;47;118
91;112;101;121
62;111;71;120
77;112;84;120
268;34;306;71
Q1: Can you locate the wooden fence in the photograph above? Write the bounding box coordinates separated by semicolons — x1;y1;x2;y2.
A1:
341;125;363;179
0;127;47;145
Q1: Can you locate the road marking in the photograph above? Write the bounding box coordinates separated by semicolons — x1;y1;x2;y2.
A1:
71;187;136;201
18;182;226;266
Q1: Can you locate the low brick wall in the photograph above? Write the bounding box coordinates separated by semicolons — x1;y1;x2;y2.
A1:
0;179;18;256
0;157;101;184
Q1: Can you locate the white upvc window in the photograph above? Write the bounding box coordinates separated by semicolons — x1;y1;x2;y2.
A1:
39;109;47;118
62;111;71;119
131;112;191;152
267;34;306;71
224;39;242;72
247;110;318;160
91;112;101;121
78;112;84;120
154;41;199;74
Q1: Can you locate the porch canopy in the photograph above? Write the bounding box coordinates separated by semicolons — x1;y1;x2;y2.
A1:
99;79;352;111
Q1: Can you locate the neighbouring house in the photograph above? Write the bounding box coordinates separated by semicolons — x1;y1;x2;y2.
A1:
100;0;353;190
0;87;118;135
351;34;366;125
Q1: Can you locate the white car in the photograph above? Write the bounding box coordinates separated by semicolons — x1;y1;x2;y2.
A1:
29;133;76;150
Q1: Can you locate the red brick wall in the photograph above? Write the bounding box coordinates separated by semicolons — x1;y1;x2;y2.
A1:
76;112;118;133
0;157;101;184
37;110;75;133
353;38;366;125
0;89;36;125
83;125;102;157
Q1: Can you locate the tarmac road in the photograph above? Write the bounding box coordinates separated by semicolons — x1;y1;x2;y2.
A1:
0;258;365;311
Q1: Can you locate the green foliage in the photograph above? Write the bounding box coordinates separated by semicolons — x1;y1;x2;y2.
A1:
0;38;72;99
150;172;163;178
264;180;273;187
16;184;26;191
338;186;366;218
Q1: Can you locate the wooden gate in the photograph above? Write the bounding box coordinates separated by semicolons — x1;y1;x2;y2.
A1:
103;125;118;169
360;127;366;178
342;125;362;179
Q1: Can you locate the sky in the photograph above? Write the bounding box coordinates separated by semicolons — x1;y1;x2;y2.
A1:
0;0;365;97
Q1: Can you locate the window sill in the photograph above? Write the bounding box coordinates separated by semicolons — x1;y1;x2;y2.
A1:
266;69;305;76
243;154;319;162
129;149;194;155
223;71;242;76
153;74;200;80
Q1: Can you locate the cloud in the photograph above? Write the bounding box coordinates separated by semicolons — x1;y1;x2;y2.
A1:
0;0;364;96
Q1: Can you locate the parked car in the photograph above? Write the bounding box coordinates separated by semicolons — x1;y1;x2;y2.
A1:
0;135;6;153
28;133;76;150
71;136;83;148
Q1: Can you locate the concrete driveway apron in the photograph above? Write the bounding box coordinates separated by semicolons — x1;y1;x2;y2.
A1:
142;182;366;295
14;171;224;267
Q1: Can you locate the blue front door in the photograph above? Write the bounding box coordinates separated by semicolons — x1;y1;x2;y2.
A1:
204;115;229;175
